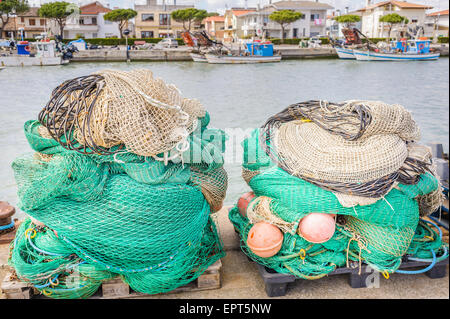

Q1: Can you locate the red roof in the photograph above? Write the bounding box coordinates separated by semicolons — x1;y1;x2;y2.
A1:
358;1;433;12
232;9;256;16
204;16;225;22
427;9;449;16
80;1;111;15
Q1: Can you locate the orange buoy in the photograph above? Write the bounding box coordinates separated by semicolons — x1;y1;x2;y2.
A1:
247;222;283;258
237;192;255;217
298;213;336;244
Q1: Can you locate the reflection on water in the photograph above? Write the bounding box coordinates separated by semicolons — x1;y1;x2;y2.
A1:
0;58;448;215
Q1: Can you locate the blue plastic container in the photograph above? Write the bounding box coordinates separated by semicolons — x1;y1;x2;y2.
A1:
17;42;30;55
245;42;274;56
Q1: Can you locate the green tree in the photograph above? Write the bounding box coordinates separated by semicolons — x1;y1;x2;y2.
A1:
104;9;137;38
0;0;29;38
171;8;208;31
38;1;77;39
379;13;409;42
269;10;303;43
334;14;361;28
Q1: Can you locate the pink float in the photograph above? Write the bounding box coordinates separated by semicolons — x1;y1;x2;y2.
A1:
298;213;336;244
247;222;283;258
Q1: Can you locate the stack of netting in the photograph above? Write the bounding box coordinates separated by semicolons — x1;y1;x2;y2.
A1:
230;100;448;279
9;69;227;298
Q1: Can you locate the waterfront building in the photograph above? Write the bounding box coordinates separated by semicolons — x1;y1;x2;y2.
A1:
425;10;449;38
223;8;256;42
59;1;121;39
203;15;225;41
238;1;333;40
358;0;433;38
1;7;50;39
135;0;196;39
326;10;362;39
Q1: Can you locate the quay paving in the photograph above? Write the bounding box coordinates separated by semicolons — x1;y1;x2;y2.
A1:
0;206;448;299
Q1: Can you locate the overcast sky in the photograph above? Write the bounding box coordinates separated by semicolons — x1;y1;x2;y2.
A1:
29;0;449;14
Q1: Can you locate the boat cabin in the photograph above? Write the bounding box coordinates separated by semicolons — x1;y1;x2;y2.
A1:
245;41;274;57
393;38;431;54
16;40;58;58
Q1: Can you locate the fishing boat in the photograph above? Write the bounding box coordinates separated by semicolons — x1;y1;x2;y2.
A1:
0;40;70;67
190;52;208;62
335;47;356;59
205;41;281;64
353;38;440;61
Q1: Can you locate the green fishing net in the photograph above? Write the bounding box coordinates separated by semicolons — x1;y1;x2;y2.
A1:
9;117;226;299
230;128;448;279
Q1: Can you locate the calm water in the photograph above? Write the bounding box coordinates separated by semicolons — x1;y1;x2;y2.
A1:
0;58;448;216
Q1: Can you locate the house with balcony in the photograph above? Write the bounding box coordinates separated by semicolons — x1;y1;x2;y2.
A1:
203;15;225;41
239;1;333;40
358;0;433;38
424;9;449;38
223;8;256;42
135;0;194;39
1;7;50;39
326;10;363;39
61;1;120;39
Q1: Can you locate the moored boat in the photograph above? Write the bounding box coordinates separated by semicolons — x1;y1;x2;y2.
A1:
190;53;208;62
205;41;281;64
353;49;440;61
205;54;282;64
353;38;440;61
0;40;70;67
335;47;355;59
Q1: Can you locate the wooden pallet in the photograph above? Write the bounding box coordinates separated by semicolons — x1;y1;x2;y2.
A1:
256;257;449;297
1;259;222;299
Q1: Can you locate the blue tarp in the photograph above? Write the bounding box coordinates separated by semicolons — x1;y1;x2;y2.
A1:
68;38;87;49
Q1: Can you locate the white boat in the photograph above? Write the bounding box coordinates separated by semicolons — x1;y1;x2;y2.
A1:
353;49;440;61
205;53;281;64
0;41;69;67
190;53;207;62
335;47;355;60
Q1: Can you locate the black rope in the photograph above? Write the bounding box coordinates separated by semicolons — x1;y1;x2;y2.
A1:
259;101;431;198
38;75;123;155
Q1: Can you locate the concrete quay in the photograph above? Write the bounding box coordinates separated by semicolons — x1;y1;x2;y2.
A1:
70;44;448;62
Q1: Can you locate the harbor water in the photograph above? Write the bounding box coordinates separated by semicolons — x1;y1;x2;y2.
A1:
0;58;448;216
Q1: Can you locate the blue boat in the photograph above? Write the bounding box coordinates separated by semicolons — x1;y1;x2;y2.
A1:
353;38;440;61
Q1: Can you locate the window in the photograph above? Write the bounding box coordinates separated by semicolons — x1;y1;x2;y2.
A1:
293;28;298;38
20;17;24;23
411;19;418;23
29;19;35;26
92;17;97;25
159;14;170;25
310;14;320;20
142;14;154;22
141;31;154;38
40;19;45;26
79;18;84;25
92;33;98;38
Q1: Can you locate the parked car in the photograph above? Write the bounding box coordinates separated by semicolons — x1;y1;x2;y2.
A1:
156;38;178;49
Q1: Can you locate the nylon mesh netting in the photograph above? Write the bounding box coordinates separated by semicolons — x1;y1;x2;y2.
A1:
9;70;227;299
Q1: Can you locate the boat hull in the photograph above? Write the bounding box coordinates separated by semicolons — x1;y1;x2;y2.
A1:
353;49;440;61
190;53;207;62
205;54;282;64
0;56;67;66
335;47;355;59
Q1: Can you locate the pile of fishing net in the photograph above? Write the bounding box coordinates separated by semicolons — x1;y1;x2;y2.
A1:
230;100;448;279
8;69;227;298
